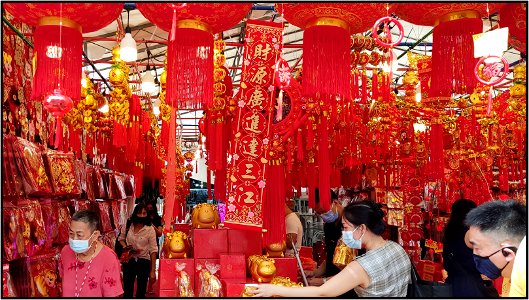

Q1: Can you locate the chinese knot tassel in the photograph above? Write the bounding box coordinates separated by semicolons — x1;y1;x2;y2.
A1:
263;160;286;246
163;108;177;230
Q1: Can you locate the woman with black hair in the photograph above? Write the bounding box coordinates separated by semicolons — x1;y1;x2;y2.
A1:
119;203;158;298
442;198;499;297
250;200;411;297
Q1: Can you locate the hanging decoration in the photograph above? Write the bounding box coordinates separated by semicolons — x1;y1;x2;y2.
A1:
224;20;283;232
500;3;527;54
108;46;132;149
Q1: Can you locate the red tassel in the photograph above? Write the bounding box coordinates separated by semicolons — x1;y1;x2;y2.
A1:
318;115;331;211
430;18;482;97
372;70;378;101
263;162;286;246
361;69;367;104
302;25;351;100
32;24;82;102
54;116;63;150
163;109;177;230
296;129;304;161
167;28;213;109
429;122;445;180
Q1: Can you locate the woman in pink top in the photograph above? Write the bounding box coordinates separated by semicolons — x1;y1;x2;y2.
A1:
59;210;123;297
119;203;158;298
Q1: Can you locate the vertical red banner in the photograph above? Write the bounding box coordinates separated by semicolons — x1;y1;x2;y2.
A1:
224;20;283;230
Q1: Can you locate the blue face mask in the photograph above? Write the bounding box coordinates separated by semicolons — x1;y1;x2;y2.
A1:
69;232;95;254
320;210;339;223
342;226;364;249
473;247;514;279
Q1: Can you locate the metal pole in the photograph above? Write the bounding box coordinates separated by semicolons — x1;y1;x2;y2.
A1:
2;16;33;47
397;28;434;60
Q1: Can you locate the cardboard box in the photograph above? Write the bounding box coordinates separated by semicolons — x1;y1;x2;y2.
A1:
273;257;298;282
158;258;195;291
191;228;228;259
227;228;262;257
221;279;247;297
219;253;246;280
194;258;221;295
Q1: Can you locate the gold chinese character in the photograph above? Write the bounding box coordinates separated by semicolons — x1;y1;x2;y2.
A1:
254;43;271;60
241;163;257;180
242;138;259;158
238;190;256;204
251;66;268;85
244;113;261;134
248;89;265;109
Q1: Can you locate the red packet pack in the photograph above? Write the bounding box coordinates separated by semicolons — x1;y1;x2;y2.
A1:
93;167;107;199
110;201;121;230
124;175;134;197
101;231;117;249
113;173;127;200
40;201;58;249
75;199;91;212
2;204;25;261
19;199;47;257
2;135;25;199
85;165;96;201
42;150;80;196
73;159;86;195
12;137;52;197
97;201;113;233
106;171;116;200
28;251;60;297
55;201;72;245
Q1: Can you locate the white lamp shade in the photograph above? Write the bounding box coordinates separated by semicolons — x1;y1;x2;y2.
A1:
120;33;137;62
141;71;156;94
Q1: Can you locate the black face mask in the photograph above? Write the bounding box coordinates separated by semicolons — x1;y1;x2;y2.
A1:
132;215;151;226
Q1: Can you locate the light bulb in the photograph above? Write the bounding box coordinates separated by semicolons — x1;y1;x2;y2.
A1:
98;102;109;114
153;106;160;116
413;123;426;132
120;32;137;62
141;70;156;94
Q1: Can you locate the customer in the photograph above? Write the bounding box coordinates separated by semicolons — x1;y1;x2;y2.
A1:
285;200;303;257
442;199;498;297
119;203;158;298
464;200;526;284
250;200;411;297
59;210;123;297
308;189;357;298
145;201;163;295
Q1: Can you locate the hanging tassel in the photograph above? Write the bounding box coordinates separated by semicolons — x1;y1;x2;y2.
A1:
429;122;445;180
53;116;63;150
32;23;82;102
317;114;331;211
163;109;177;230
486;86;493;116
296;129;304;161
361;69;367;104
263;161;287;246
430;18;482;97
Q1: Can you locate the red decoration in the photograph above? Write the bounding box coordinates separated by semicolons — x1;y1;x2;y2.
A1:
394;3;505;26
43;89;73;149
372;17;404;48
500;3;527;53
474;56;509;86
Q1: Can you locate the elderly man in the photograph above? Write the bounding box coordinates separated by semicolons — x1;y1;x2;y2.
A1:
464;200;526;294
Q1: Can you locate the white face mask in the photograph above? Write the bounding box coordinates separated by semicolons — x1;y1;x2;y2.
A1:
342;226;364;249
69;232;95;254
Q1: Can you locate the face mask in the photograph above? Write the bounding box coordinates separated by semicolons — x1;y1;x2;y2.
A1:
321;209;339;223
342;226;364;249
473;248;511;279
69;232;95;254
133;215;151;226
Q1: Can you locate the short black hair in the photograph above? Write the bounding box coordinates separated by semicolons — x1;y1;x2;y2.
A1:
71;210;100;233
464;200;527;244
343;200;386;235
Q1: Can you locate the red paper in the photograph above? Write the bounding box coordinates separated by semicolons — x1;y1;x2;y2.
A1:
272;257;298;282
191;229;228;259
227;228;262;258
219;253;246;280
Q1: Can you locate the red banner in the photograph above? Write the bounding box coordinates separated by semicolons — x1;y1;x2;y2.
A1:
224;20;283;230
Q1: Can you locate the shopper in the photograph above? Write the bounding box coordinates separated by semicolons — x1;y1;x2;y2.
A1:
119;203;158;298
464;200;526;286
250;200;411;297
59;210;123;297
285;200;303;257
308;189;358;298
442;199;498;297
145;201;163;294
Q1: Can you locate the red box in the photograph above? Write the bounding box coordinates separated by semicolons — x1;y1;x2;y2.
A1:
227;228;262;257
300;246;313;258
191;228;228;258
273;257;298;282
221;279;247;297
158;258;195;290
194;258;221;295
159;289;177;297
219;253;246;280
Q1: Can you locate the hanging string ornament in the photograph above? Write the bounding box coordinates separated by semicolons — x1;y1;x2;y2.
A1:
4;3;123;102
279;3;394;210
274;58;292;122
474;55;509;115
395;3;506;101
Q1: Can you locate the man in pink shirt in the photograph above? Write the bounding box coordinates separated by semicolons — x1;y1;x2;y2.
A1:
59;210;123;297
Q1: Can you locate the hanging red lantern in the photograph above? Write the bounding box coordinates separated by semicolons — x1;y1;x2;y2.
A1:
137;3;252;110
395;3;505;100
4;3;123;103
500;3;527;54
43;88;73;150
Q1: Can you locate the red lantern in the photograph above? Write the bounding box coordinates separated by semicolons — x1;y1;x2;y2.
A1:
4;3;123;103
43;88;73;150
500;3;527;54
395;3;505;99
137;3;251;110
